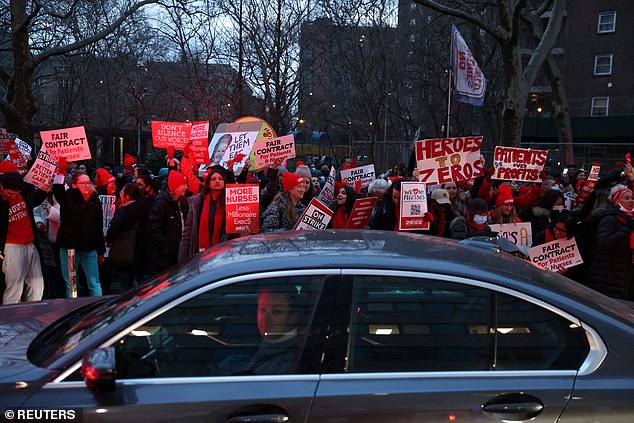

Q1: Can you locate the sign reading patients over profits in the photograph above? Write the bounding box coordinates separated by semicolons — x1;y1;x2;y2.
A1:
151;121;192;149
294;198;334;230
225;184;260;234
40;126;92;161
399;182;429;231
415;136;484;185
253;135;295;168
492;146;548;182
528;237;583;272
489;222;533;255
24;148;58;191
340;164;376;186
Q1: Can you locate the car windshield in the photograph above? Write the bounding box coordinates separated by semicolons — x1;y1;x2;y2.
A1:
28;268;191;368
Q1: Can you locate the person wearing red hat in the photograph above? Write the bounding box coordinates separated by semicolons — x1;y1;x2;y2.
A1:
0;159;19;174
490;184;521;224
261;172;306;232
94;168;117;196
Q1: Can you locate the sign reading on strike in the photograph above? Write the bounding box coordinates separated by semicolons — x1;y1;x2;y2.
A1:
492;146;548;182
294;198;334;230
226;184;260;234
99;195;117;236
528;237;583;272
340;164;376;187
575;162;601;207
489;222;533;255
189;121;211;165
347;197;378;229
24;148;58;191
253;135;295;168
415;136;484;185
40;126;91;161
399;182;430;231
317;166;336;205
152;121;192;149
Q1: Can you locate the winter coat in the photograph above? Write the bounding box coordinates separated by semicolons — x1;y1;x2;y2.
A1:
450;216;494;240
261;197;306;232
519;206;552;236
147;190;185;273
179;193;231;263
585;206;633;300
369;202;397;231
106;200;146;269
53;184;105;254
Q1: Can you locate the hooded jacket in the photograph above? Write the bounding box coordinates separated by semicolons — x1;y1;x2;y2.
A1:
53;183;105;254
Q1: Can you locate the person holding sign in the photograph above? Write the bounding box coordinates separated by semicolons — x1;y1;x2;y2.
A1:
261;172;306;232
586;185;634;300
329;184;358;229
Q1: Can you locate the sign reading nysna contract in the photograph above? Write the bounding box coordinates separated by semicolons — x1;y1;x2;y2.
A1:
24;148;58;191
252;135;296;169
492;146;548;182
399;182;430;231
415;136;484;185
575;162;601;206
528;237;583;272
489;222;533;255
152;121;192;149
189;121;211;165
294;198;334;230
208;121;261;175
340;164;375;187
317;166;336;205
40;126;91;161
225;184;260;234
99;195;117;236
347;197;378;229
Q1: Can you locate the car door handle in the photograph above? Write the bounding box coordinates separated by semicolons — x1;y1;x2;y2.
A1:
482;393;544;421
227;414;289;423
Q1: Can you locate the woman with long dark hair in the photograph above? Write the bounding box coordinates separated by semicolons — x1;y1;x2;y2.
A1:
330;185;358;229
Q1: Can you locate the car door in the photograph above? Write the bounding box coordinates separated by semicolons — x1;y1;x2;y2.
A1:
308;269;591;423
26;270;339;423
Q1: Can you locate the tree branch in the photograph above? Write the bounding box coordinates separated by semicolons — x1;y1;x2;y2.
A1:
510;0;529;43
33;0;80;19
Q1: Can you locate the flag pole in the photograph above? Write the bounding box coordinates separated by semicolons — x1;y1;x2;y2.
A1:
446;27;453;138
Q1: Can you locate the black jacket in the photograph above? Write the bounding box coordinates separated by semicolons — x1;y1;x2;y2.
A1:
369;202;397;231
147;190;185;273
53;184;106;254
0;183;47;252
585;206;633;300
106;200;147;268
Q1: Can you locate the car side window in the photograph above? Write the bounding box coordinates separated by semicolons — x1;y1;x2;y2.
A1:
114;275;325;379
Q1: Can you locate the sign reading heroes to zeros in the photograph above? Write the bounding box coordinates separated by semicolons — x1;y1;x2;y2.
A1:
226;184;260;234
528;237;583;272
492;146;548;182
415;136;484;185
39;126;91;161
253;134;296;168
151;121;192;149
294;198;334;230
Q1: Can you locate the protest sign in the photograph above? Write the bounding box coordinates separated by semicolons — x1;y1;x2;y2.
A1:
415;136;484;185
317;166;336;205
399;182;430;231
151;121;192;149
489;222;533;255
189;121;211;165
40;126;91;161
5;136;29;174
14;137;32;158
340;164;376;187
528;237;583;272
99;195;117;236
208;121;261;175
294;198;334;230
492;146;548;182
575;162;601;206
347;197;378;229
24;148;57;191
0;128;9;154
226;184;260;234
564;191;578;211
252;135;296;169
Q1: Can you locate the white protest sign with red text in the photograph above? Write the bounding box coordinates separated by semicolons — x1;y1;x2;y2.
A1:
151;121;192;149
99;195;117;237
40;126;91;161
252;135;296;169
415;136;484;185
492;146;548;183
489;222;533;255
575;162;601;206
24;148;58;191
317;166;336;205
189;121;211;165
347;197;378;229
399;182;430;231
528;237;583;272
340;164;375;187
294;198;334;230
226;184;260;234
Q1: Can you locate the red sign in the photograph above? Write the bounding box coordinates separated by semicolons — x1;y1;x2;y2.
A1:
415;136;484;185
40;126;91;161
492;146;548;182
346;197;378;229
294;198;333;230
575;162;600;206
5;137;28;174
190;121;210;165
151;121;192;149
226;184;260;234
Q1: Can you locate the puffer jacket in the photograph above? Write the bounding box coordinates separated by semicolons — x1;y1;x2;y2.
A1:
261;197;306;232
147;190;185;273
53;183;105;254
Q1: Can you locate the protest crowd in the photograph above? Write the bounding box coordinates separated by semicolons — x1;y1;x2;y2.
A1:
1;125;633;307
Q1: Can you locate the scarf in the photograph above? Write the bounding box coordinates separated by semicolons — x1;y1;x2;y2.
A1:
198;194;225;250
468;216;488;232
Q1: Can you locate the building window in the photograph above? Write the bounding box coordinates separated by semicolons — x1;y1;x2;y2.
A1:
594;54;613;75
597;11;616;33
591;97;609;117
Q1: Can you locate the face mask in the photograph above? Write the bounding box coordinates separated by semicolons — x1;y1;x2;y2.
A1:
551;185;560;191
473;215;488;225
552;205;564;212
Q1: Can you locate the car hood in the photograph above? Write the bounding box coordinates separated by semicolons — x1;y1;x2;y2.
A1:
0;297;107;378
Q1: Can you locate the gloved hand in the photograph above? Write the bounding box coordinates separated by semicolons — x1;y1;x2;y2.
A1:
57;157;69;175
485;166;495;182
423;211;435;223
98;255;104;266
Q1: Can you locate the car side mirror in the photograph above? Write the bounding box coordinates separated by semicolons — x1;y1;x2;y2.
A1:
82;347;116;393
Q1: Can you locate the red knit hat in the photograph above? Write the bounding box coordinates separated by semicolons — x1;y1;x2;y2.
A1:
612;188;632;206
496;185;514;206
282;172;304;192
0;160;19;174
124;154;137;168
167;170;188;191
94;168;115;187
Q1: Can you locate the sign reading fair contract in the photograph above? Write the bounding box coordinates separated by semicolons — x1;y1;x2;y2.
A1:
24;148;58;191
317;166;336;205
489;222;532;255
493;146;548;182
189;121;211;165
399;182;429;231
226;184;260;234
528;237;583;272
40;126;91;161
347;197;378;229
253;135;295;168
415;136;484;185
152;121;192;149
295;198;334;230
340;164;375;186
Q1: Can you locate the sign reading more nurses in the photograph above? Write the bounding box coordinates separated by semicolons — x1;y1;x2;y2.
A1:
189;121;211;165
528;237;583;272
415;136;484;185
226;184;260;234
399;182;430;231
40;126;92;161
294;198;334;230
492;146;548;182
